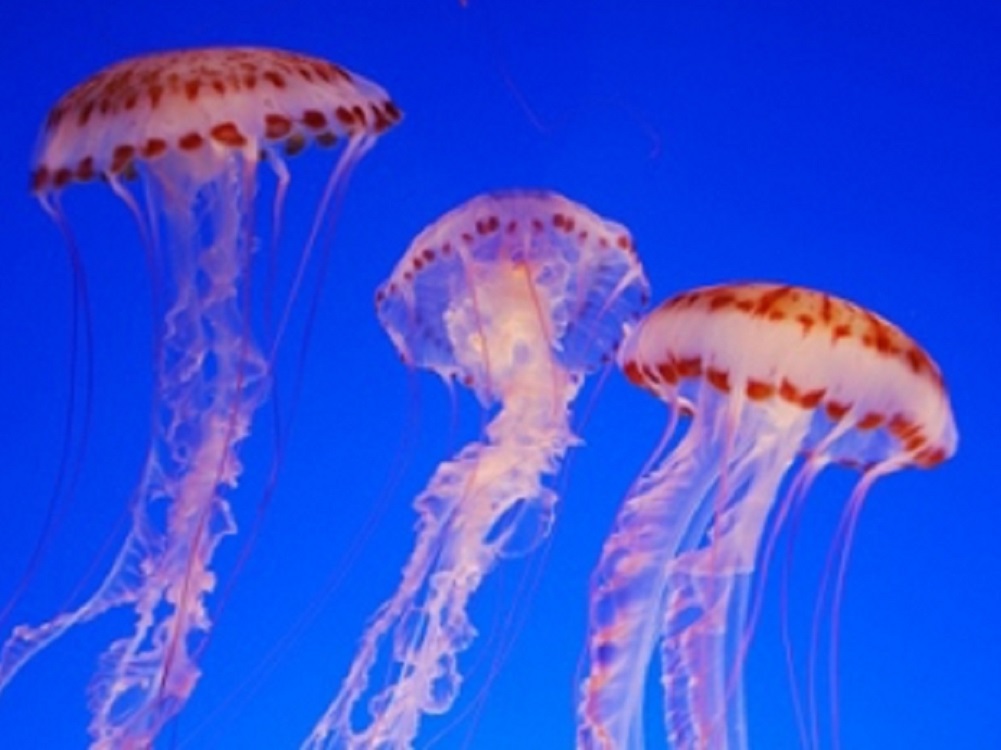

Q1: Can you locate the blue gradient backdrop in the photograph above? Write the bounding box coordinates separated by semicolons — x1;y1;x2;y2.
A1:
0;1;998;748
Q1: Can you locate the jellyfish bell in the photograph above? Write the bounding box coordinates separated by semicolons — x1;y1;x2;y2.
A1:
579;282;956;750
32;47;399;188
305;190;649;749
380;191;648;394
3;46;399;748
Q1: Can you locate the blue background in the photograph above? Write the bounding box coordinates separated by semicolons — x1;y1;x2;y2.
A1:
0;1;998;748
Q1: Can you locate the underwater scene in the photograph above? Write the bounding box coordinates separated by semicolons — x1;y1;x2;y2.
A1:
0;1;997;748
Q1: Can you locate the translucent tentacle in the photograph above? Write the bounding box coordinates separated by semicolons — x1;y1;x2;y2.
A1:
0;157;269;748
658;416;806;750
306;386;578;750
577;426;718;750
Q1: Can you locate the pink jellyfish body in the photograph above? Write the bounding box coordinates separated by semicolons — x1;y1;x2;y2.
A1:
2;47;399;748
579;282;956;750
305;190;650;749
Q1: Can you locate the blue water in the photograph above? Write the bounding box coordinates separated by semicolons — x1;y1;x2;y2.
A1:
0;1;997;748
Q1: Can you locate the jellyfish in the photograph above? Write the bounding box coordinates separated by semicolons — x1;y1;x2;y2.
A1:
578;282;957;750
1;47;399;747
304;190;649;749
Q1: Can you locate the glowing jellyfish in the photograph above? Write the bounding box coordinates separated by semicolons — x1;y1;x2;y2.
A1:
578;282;957;750
305;190;649;749
1;47;399;747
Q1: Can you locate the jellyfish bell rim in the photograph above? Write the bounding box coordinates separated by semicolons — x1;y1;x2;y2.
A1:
373;188;650;399
29;45;402;195
617;280;957;472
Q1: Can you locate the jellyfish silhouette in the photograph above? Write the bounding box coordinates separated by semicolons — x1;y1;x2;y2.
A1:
1;47;399;747
578;282;957;750
305;190;650;749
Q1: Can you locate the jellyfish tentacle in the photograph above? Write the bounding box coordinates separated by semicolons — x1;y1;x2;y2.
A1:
0;197;95;635
658;412;805;750
268;133;374;362
578;424;718;750
88;160;269;746
310;403;576;750
1;160;269;748
309;304;582;749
